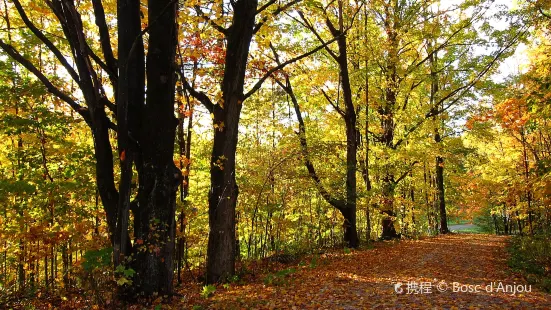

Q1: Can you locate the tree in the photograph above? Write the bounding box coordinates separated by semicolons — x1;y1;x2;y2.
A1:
271;0;362;248
0;0;180;297
181;0;331;283
364;0;523;238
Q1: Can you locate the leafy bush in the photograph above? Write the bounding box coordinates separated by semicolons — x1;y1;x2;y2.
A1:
82;247;112;272
508;235;551;292
114;264;136;286
200;284;216;298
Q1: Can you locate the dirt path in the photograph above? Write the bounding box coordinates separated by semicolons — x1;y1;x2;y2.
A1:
184;234;551;309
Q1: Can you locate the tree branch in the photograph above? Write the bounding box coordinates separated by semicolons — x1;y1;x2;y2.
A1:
394;161;419;185
297;10;339;61
275;77;346;211
403;20;473;79
269;45;346;211
91;0;118;86
244;35;340;100
87;43;115;78
0;39;90;124
194;5;228;35
319;87;345;116
256;0;278;15
254;0;302;34
176;69;214;113
538;6;551;19
12;0;80;85
366;129;383;143
393;29;527;149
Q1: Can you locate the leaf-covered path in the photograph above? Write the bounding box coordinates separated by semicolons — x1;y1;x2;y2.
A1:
184;234;551;309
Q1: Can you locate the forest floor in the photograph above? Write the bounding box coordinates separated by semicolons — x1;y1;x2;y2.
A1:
174;234;551;309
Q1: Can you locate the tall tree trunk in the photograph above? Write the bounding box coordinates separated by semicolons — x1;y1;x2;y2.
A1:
282;1;360;247
339;43;359;248
429;40;449;235
379;8;399;239
206;0;257;283
520;129;534;235
131;0;179;296
381;175;399;239
114;0;144;268
410;177;416;233
176;83;193;284
435;153;449;234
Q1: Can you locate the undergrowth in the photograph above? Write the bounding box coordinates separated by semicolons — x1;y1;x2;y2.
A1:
508;235;551;292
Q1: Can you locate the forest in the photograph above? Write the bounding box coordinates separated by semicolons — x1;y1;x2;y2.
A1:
0;0;550;308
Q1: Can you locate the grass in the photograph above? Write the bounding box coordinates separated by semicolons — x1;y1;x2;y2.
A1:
450;225;485;234
448;218;471;226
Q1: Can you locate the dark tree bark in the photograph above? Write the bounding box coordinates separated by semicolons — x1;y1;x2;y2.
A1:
2;0;182;298
434;129;448;235
205;0;257;283
378;5;400;239
114;0;144;268
331;12;360;249
381;176;399;239
435;151;449;234
182;0;313;283
429;45;448;235
129;0;180;295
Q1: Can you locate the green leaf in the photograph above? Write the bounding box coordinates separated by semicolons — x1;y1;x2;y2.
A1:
123;267;136;278
116;277;132;286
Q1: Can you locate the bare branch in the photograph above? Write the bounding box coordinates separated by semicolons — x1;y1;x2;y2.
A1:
87;43;115;78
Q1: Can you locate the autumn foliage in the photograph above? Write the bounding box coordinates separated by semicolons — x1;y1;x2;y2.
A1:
0;0;551;308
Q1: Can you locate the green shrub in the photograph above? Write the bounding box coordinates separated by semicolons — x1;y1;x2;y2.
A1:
201;284;216;298
82;247;112;272
508;235;551;292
